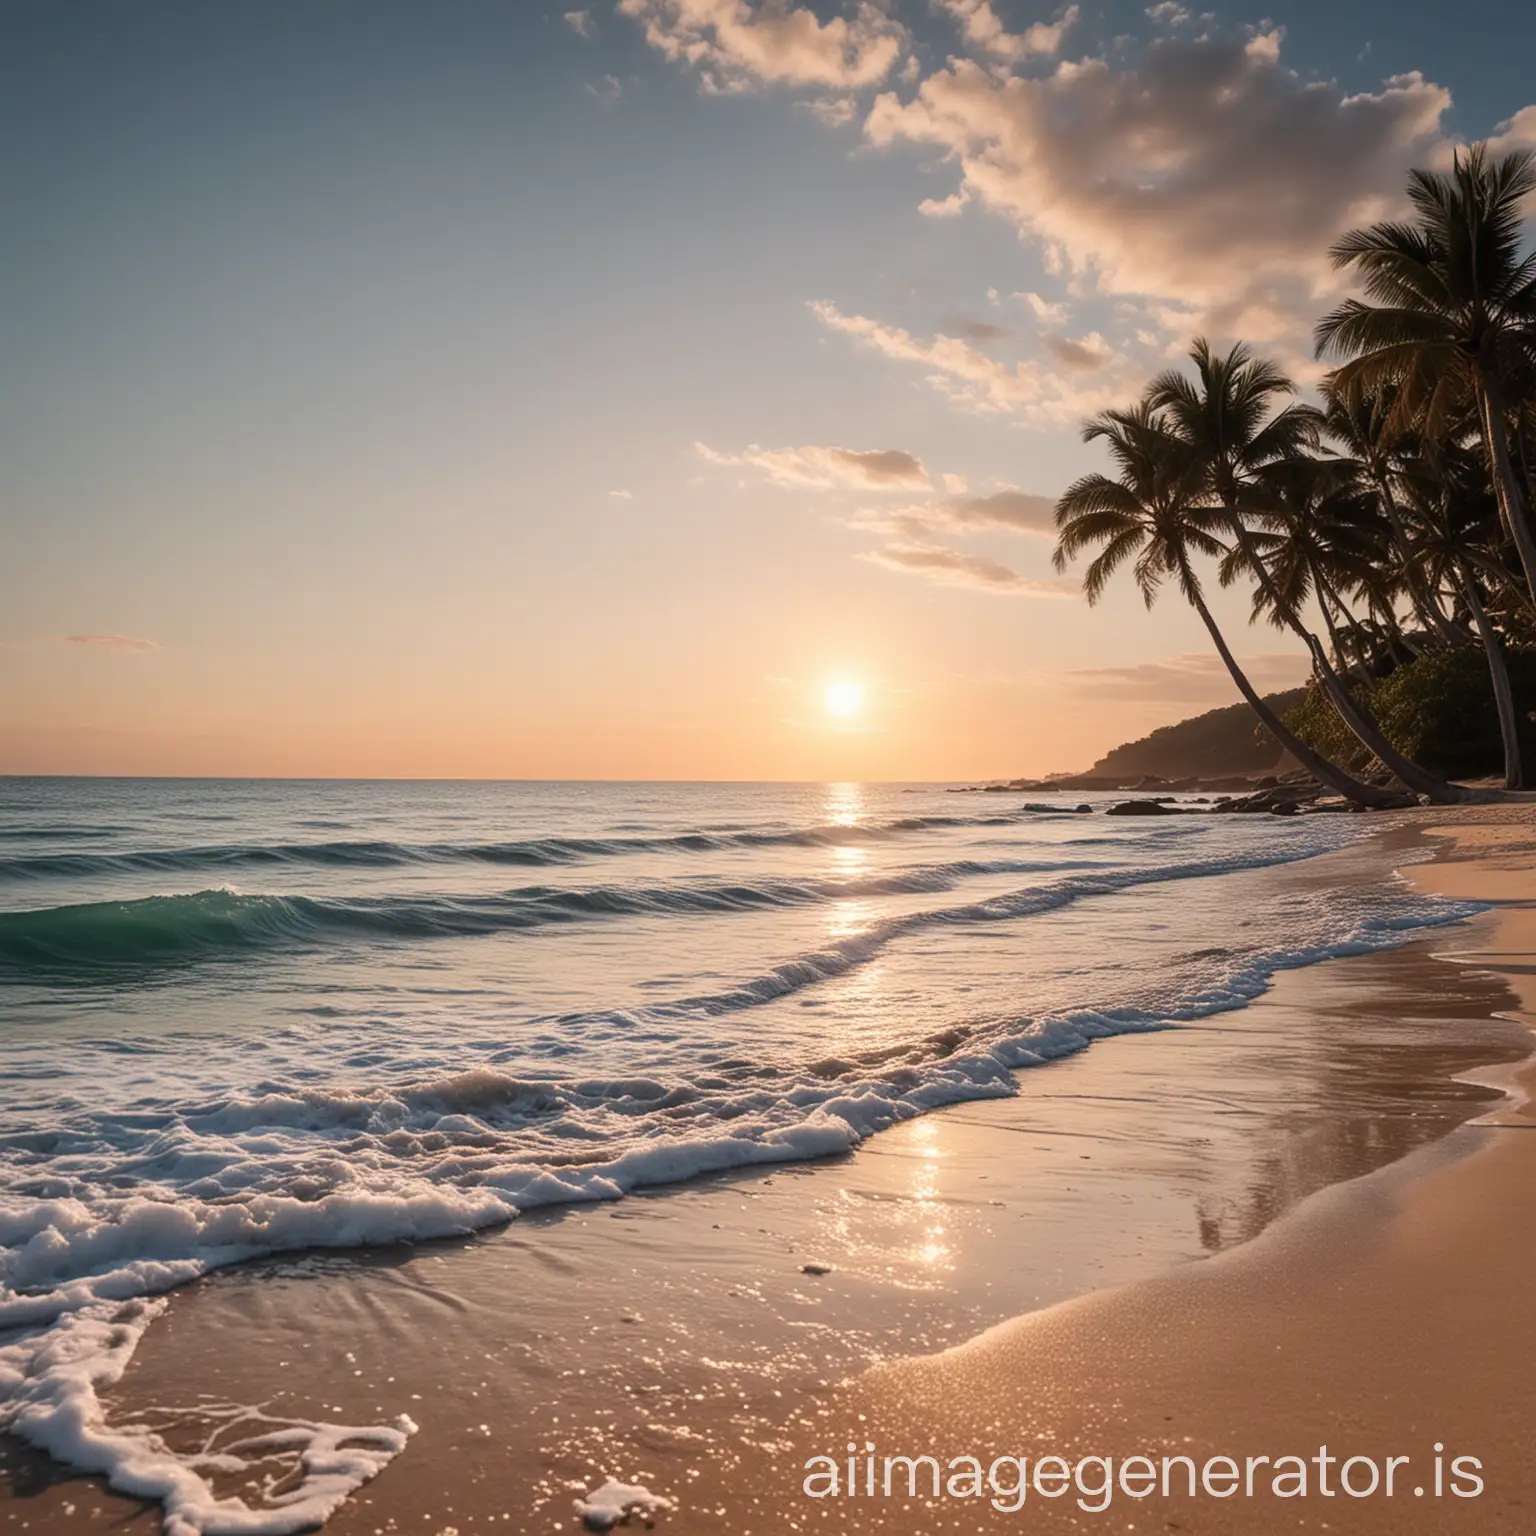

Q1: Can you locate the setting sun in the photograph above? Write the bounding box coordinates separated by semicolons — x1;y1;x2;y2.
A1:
825;680;865;718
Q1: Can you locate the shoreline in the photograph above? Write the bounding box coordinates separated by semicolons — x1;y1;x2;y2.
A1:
673;808;1536;1533
3;811;1533;1533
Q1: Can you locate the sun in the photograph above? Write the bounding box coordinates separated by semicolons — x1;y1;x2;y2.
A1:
825;680;865;718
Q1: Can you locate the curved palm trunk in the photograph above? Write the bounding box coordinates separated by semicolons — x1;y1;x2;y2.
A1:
1454;556;1525;791
1476;376;1536;613
1183;584;1402;809
1226;515;1468;802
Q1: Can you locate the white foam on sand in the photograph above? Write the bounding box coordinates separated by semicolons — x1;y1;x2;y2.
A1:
0;1286;416;1535
575;1477;676;1531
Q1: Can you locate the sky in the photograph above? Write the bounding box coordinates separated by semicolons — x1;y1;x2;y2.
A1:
2;0;1534;781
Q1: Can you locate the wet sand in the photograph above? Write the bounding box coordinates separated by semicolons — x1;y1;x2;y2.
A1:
3;819;1533;1534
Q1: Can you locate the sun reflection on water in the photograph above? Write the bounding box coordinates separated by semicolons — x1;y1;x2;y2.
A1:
906;1120;951;1267
825;790;872;939
824;782;864;828
827;898;874;941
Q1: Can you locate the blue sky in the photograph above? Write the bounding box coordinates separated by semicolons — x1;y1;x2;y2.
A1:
2;1;1533;778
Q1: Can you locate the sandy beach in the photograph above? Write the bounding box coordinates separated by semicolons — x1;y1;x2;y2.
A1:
2;810;1533;1534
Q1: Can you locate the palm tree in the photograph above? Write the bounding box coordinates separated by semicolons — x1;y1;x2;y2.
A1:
1453;560;1525;791
1395;446;1526;789
1319;380;1466;645
1147;338;1471;802
1053;401;1402;809
1316;145;1536;612
1227;456;1386;686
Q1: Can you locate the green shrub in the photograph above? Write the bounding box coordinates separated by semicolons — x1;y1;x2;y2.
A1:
1286;647;1536;779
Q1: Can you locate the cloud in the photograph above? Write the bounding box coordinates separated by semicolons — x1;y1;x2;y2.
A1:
941;314;1012;343
696;440;930;489
937;1;1079;62
565;9;596;38
1065;651;1308;702
1045;330;1116;371
861;542;1074;595
1144;2;1190;26
1016;291;1068;324
804;95;858;126
618;0;905;93
809;298;1129;422
942;472;968;494
608;489;634;499
849;482;1063;594
65;634;160;652
810;299;1039;413
918;188;971;217
862;31;1457;345
944;488;1057;534
1489;104;1536;153
852;487;1057;540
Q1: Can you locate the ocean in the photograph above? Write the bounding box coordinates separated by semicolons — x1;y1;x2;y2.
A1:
0;777;1484;1531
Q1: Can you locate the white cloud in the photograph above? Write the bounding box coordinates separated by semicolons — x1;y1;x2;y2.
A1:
1066;651;1309;702
919;188;971;217
564;9;596;38
853;487;1057;539
1016;290;1068;324
1046;330;1116;372
937;1;1079;62
1144;2;1190;26
942;314;1012;342
1244;26;1284;65
696;441;930;489
848;505;942;540
1489;104;1536;152
944;487;1057;534
942;472;969;494
810;299;1039;413
608;489;634;499
804;95;858;126
618;0;905;93
862;32;1457;346
809;299;1131;422
849;481;1063;594
861;542;1074;595
65;633;160;652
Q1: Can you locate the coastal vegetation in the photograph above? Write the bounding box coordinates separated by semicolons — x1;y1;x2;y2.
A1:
1053;146;1536;804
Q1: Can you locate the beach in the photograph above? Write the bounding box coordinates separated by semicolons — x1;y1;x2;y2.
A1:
3;804;1534;1533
